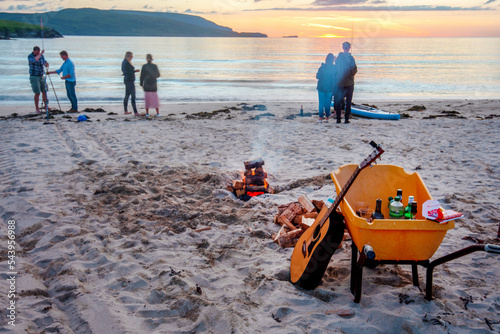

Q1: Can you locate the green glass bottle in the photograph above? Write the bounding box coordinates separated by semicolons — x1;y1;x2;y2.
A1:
404;196;415;219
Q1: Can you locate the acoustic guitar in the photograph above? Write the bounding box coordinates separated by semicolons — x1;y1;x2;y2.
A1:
290;141;384;290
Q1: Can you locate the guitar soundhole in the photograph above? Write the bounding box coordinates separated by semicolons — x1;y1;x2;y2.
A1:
312;225;321;240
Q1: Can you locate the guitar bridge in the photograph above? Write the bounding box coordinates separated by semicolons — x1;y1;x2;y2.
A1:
302;240;307;257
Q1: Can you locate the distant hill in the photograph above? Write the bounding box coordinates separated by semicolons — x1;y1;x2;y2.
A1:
0;19;62;39
0;8;267;38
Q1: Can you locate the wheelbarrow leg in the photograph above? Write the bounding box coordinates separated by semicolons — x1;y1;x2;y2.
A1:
354;264;363;303
351;242;368;303
425;244;493;300
411;263;419;287
350;242;358;295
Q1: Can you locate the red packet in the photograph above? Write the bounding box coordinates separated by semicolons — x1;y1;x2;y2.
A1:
423;199;463;224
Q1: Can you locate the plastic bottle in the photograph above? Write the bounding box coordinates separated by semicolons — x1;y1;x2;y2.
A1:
372;199;385;219
389;196;404;218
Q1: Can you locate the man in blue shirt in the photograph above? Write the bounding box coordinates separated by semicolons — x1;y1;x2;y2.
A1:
28;46;49;114
48;50;78;112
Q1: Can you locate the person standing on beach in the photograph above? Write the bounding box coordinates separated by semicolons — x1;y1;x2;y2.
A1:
334;41;357;124
47;51;78;113
316;53;336;123
122;51;140;116
140;54;161;117
28;46;49;114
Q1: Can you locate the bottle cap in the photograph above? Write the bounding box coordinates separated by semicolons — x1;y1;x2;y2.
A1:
408;196;414;204
395;196;401;201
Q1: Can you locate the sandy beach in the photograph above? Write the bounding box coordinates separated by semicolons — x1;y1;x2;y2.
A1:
0;99;499;333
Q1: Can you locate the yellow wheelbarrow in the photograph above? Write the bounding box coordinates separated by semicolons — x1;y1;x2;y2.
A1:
331;164;500;302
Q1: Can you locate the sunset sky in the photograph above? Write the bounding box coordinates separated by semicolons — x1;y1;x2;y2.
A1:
1;0;499;37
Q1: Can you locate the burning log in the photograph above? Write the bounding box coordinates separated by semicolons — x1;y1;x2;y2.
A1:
232;180;245;190
244;174;267;185
229;158;271;200
254;166;265;175
244;158;264;170
246;185;268;192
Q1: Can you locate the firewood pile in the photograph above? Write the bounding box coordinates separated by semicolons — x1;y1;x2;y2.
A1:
227;158;274;200
272;194;328;248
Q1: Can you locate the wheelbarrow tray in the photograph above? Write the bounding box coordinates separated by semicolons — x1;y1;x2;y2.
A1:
331;164;454;261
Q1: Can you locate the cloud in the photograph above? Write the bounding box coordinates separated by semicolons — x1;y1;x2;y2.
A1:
313;0;373;5
245;4;492;11
8;4;28;10
305;23;352;30
484;0;496;4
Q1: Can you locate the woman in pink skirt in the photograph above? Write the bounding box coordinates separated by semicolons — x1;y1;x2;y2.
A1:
140;54;161;117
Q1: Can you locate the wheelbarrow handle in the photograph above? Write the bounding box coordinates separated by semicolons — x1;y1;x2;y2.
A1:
485;244;500;254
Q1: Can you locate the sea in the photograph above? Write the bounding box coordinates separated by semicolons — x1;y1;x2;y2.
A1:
1;36;500;106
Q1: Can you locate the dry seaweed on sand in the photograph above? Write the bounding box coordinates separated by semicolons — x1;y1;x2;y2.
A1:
186;108;233;119
407;105;426;111
423;110;467;119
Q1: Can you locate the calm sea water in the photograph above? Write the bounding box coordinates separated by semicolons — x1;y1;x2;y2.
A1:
1;36;499;105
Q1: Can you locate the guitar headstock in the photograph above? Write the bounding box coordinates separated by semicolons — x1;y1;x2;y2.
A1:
359;141;384;170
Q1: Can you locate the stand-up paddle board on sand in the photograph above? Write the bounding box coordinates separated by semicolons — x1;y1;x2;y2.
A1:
331;101;401;120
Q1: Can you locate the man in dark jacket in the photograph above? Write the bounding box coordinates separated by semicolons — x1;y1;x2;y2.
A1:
334;41;357;123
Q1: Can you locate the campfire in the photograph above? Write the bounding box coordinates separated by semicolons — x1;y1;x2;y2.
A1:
227;158;273;200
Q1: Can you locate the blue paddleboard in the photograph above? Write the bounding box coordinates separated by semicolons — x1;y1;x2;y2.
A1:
331;101;401;120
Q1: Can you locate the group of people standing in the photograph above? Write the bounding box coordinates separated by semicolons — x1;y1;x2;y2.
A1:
28;47;161;117
29;43;355;120
122;52;161;117
316;41;357;124
28;46;78;113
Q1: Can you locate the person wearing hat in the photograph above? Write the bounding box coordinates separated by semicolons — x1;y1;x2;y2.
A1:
140;54;161;117
28;46;50;114
333;41;357;124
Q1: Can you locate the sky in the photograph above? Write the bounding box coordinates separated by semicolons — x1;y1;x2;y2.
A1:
1;0;499;37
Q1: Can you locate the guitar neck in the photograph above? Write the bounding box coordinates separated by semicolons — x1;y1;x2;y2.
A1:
317;141;384;228
320;165;361;227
